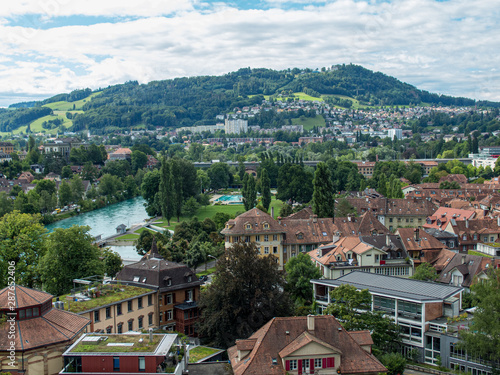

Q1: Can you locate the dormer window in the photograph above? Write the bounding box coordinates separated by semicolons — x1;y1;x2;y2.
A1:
462;235;467;240
263;223;269;229
245;223;251;230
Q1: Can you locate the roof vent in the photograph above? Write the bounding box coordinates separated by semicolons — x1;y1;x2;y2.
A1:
285;331;290;335
338;327;342;331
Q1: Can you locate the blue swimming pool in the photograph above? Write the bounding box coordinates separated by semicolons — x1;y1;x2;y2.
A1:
214;194;243;204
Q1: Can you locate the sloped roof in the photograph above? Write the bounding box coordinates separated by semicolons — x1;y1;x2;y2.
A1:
437;254;496;288
221;208;283;235
424;207;475;230
397;227;447;252
228;316;386;375
313;271;463;302
0;285;52;309
333;212;389;237
349;330;374;347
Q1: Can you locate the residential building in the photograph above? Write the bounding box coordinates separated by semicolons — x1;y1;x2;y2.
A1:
116;242;202;336
396;227;449;266
57;283;156;334
227;315;387;375
0;285;89;375
225;119;248;134
444;217;500;252
0;141;14;154
332;212;390;237
106;147;132;163
308;234;412;279
423;227;459;252
312;272;463;362
387;128;403;140
436;253;499;289
222;208;335;269
60;333;181;374
354;161;376;178
347;197;438;231
43;137;87;159
424;207;475;231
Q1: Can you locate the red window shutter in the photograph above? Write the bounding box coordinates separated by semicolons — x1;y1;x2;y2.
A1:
298;360;302;375
286;360;290;371
328;357;335;368
323;358;327;368
310;359;315;374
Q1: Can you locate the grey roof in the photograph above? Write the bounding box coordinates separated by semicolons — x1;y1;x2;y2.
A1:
312;271;463;302
423;228;457;239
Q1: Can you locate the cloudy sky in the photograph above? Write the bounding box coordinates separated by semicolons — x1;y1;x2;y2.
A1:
0;0;499;107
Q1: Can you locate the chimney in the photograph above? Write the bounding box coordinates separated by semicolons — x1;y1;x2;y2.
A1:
312;215;317;223
386;234;390;247
271;206;274;218
414;228;420;241
465;219;469;228
149;328;153;343
462;255;467;264
307;315;315;332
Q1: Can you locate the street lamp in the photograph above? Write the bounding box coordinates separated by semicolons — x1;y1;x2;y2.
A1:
206;254;217;272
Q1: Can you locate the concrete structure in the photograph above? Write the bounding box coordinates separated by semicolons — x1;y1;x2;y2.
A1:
387;128;403;140
312;272;463;361
225;119;248;135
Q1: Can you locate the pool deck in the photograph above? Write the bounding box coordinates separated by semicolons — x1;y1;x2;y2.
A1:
210;194;243;205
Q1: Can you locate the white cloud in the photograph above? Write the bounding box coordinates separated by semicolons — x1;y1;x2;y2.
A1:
0;0;499;104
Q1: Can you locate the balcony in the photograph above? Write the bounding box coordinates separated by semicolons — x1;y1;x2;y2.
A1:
329;261;358;268
315;294;329;302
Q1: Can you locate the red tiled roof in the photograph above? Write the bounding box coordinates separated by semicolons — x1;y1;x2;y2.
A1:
0;285;52;309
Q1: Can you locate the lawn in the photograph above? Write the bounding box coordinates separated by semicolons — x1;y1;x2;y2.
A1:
292;92;324;101
155;196;284;231
188;346;220;363
135;227;155;234
291;115;326;130
468;250;493;258
116;233;140;241
43;91;102;111
196;267;216;277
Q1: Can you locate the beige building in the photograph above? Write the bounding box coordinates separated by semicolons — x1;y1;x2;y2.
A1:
59;284;157;334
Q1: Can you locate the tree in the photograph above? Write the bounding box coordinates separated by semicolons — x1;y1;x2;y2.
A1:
81;161;98;182
410;263;438;281
38;226;104;296
61;165;73;179
0;211;47;289
183;197;199;217
59;180;73;206
285;253;321;304
379;352;406;375
312;162;335;217
70;175;85;202
260;168;272;211
460;268;500;364
207;162;231;191
131;150;148;172
334;197;357;217
198;242;293;348
242;174;256;211
159;157;174;225
325;284;400;354
35;179;57;197
277;163;313;203
102;248;123;278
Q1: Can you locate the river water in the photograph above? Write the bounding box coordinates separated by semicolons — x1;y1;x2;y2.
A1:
46;196;150;263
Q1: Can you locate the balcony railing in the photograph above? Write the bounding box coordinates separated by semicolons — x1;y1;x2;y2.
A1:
315;295;328;302
329;261;358;268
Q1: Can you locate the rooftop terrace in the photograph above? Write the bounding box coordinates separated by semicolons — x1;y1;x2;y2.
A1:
67;333;177;355
55;283;154;313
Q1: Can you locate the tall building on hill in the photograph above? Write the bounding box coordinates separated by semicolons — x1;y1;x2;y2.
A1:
225;119;248;134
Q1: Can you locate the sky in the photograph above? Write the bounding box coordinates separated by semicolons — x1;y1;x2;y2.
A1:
0;0;499;107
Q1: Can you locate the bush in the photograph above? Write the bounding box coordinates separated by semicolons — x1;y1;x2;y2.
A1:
380;352;406;375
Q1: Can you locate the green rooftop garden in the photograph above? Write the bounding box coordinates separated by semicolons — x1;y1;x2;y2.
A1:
55;284;151;313
70;334;162;353
188;346;220;363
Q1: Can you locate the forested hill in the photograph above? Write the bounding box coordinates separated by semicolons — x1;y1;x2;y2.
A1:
5;64;499;133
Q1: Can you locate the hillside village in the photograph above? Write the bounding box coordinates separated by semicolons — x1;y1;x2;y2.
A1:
0;85;500;375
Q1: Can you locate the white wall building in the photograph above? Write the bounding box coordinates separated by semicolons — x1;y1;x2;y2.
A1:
387;128;403;140
225;119;248;135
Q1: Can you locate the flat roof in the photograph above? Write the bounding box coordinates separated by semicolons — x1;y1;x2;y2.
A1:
312;271;463;302
65;333;177;355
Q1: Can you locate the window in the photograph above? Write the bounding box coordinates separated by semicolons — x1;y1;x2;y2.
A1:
128;320;133;331
273;234;278;241
264;235;269;242
165;294;173;305
138;316;143;329
138;297;143;309
187;275;192;282
375;255;379;261
264;247;269;254
463;235;467;240
167;310;173;321
246;224;251;229
138;357;145;372
473;234;478;240
148;294;152;306
491;237;495;242
128;300;133;312
187;289;194;301
32;308;39;317
148;314;153;326
116;303;122;315
106;307;111;319
273;246;278;254
117;323;123;334
113;357;120;371
255;235;260;242
314;358;322;368
245;236;250;243
289;360;297;370
106;326;112;334
94;310;100;322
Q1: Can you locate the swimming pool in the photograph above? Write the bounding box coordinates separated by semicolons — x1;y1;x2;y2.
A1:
214;194;243;204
